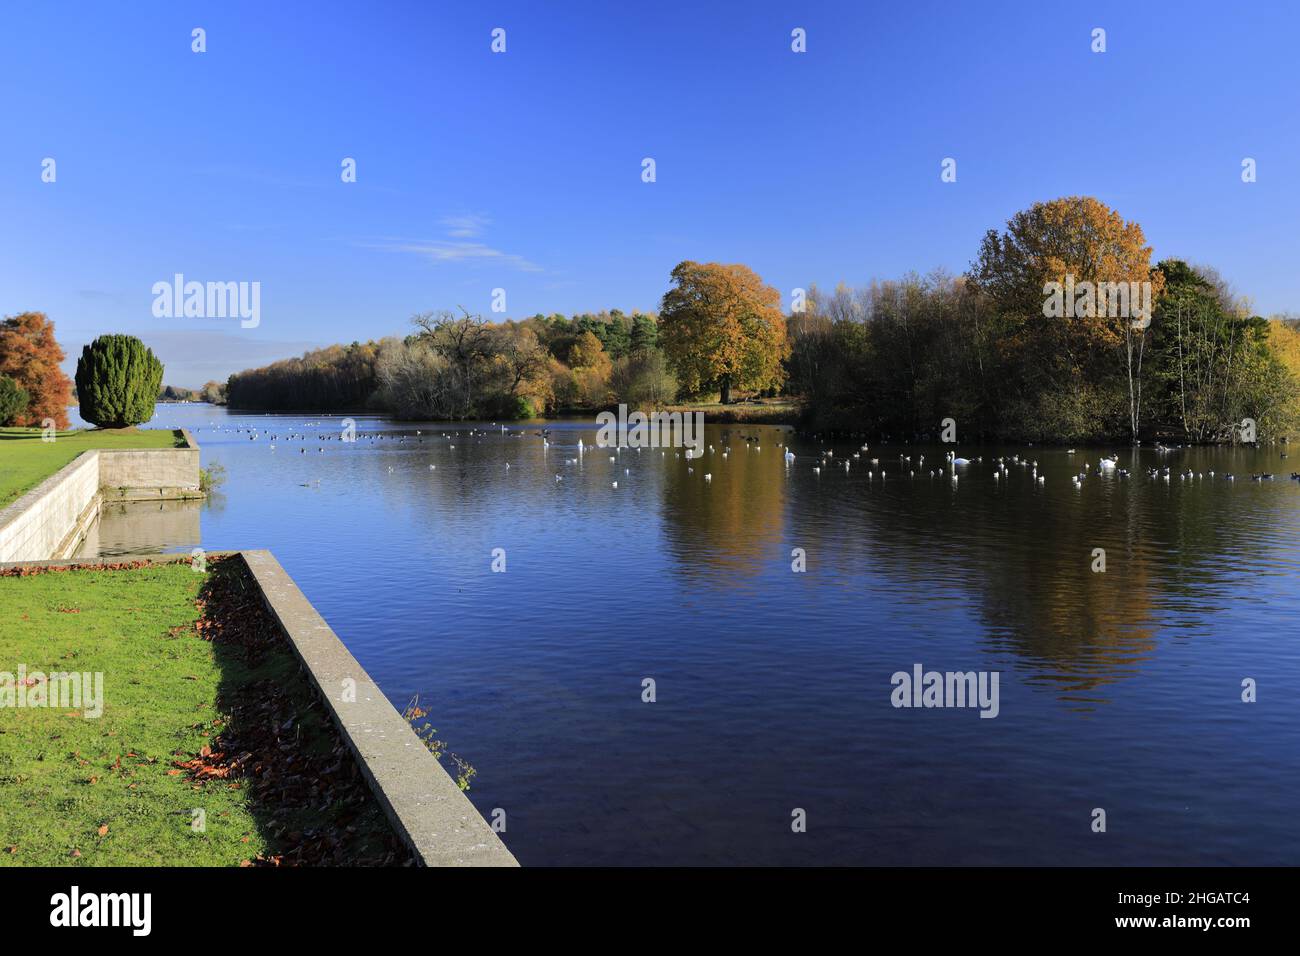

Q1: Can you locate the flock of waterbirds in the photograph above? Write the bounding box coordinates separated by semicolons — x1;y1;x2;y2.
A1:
186;421;1299;490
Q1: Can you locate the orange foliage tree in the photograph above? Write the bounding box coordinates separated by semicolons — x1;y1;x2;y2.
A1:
0;312;74;429
968;197;1165;441
658;261;788;403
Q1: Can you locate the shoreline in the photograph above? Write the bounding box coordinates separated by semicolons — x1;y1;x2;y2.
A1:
192;402;1287;446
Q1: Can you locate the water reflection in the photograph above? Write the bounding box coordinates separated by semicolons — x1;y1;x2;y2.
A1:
78;406;1300;865
78;497;201;558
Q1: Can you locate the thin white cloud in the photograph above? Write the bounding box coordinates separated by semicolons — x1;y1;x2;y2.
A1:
439;213;491;238
384;240;542;272
359;213;542;272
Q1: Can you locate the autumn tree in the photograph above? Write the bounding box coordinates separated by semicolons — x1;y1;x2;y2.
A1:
658;261;788;403
968;197;1164;441
0;312;74;429
568;330;613;407
1265;318;1300;436
225;341;378;410
493;323;549;397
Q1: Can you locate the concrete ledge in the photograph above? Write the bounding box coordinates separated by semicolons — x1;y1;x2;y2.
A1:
101;488;205;503
1;551;518;867
238;550;517;867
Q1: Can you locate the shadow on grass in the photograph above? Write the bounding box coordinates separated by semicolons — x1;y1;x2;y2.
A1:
189;557;412;866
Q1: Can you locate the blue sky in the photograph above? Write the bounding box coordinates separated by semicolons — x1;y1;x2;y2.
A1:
2;0;1298;386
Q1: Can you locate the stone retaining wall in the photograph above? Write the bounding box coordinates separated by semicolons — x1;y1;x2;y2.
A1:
0;452;101;563
100;430;201;500
0;430;201;562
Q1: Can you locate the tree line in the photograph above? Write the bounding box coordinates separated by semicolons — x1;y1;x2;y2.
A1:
9;196;1292;444
790;197;1300;442
224;308;678;420
221;197;1299;443
223;265;792;421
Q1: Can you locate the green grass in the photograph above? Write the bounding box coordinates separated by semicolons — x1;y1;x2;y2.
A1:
0;427;184;508
0;560;401;866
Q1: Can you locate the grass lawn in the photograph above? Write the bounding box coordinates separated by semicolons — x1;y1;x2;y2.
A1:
0;558;407;866
0;427;186;508
665;399;801;425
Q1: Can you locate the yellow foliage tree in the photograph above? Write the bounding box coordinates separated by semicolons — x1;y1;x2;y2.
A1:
658;261;788;403
1266;318;1300;433
969;197;1165;440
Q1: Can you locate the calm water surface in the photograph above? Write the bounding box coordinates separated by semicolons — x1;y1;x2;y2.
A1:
80;405;1300;865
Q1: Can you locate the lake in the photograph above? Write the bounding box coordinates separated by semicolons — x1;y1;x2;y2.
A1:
78;405;1300;865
